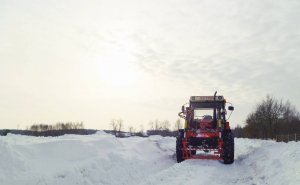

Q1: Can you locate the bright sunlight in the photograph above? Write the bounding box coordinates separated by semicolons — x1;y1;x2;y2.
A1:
97;49;138;89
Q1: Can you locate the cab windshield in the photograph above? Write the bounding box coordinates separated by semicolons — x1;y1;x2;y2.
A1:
194;108;214;120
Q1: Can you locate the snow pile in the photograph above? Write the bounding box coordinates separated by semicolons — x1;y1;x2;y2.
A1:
0;134;299;185
0;134;174;185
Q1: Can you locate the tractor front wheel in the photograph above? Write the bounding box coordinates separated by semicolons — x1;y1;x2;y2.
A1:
222;132;234;164
176;134;184;163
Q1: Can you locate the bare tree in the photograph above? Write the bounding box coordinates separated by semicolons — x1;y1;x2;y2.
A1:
148;121;154;130
161;120;170;131
110;119;118;136
154;119;161;130
245;95;300;139
30;125;38;132
117;119;123;134
139;124;144;134
78;122;84;129
128;126;135;135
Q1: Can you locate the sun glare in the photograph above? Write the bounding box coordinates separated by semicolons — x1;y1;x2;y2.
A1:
98;51;137;88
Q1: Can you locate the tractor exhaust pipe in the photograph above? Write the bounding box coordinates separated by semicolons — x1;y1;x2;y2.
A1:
213;91;217;129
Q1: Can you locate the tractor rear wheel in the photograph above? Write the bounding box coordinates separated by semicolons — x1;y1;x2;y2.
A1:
176;135;184;163
222;132;234;164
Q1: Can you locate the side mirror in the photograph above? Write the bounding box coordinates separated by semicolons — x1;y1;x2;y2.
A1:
228;106;234;111
181;105;185;112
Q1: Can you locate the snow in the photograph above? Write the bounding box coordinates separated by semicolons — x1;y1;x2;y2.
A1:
0;133;299;185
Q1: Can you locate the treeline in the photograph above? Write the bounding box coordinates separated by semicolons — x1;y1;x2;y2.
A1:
0;122;97;137
29;122;84;132
233;95;300;139
0;129;97;137
109;119;182;137
26;122;89;136
147;119;181;136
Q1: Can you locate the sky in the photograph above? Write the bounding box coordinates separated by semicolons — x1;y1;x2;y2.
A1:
0;0;300;130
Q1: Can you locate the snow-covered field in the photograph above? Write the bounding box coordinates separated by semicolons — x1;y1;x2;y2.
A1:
0;132;299;185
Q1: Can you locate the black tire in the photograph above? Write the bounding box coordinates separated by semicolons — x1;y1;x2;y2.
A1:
176;132;184;163
191;150;196;155
222;132;234;164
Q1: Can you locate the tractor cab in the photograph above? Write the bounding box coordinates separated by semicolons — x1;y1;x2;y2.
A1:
182;94;231;130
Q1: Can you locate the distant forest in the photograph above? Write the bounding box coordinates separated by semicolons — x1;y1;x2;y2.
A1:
233;95;300;139
0;122;97;137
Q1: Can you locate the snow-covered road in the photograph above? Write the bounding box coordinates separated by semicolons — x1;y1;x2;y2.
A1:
0;132;299;185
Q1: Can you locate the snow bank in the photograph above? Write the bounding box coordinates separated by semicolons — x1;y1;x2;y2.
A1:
0;134;299;185
141;139;300;185
0;134;174;185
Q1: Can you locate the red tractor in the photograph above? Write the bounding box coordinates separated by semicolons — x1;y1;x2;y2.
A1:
176;91;235;164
